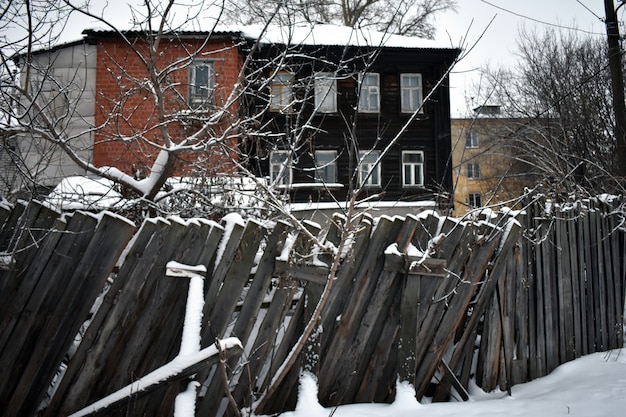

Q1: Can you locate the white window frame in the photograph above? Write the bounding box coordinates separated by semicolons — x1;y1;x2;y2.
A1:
270;150;292;186
314;72;337;113
468;192;482;208
402;150;424;187
465;130;479;148
358;73;380;113
314;150;338;183
358;150;381;187
189;60;215;108
270;71;294;112
467;162;481;179
400;73;423;113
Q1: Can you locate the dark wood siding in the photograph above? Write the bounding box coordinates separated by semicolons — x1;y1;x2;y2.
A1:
245;44;459;204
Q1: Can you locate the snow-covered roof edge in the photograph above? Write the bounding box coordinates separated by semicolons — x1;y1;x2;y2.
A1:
42;23;458;55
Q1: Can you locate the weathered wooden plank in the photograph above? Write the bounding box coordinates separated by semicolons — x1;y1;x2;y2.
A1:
514;240;529;385
541;218;559;373
70;341;243;417
576;211;589;356
230;283;299;409
476;290;502;392
136;218;223;417
556;214;575;362
274;260;329;284
316;216;401;403
10;212;135;417
568;208;583;359
318;214;374;359
47;218;193;416
203;219;245;313
414;231;500;400
318;215;415;406
43;218;166;417
197;220;283;417
203;219;266;340
255;293;306;415
433;221;522;400
357;290;402;403
608;209;624;349
600;210;617;349
0;199;26;251
583;207;597;353
0;211;99;415
592;210;608;351
0;215;67;353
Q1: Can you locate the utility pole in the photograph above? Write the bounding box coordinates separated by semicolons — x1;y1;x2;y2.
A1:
604;0;626;178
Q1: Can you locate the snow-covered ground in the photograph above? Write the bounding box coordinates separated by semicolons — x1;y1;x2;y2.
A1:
270;348;626;417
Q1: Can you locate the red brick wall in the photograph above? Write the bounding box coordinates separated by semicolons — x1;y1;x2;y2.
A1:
93;36;242;179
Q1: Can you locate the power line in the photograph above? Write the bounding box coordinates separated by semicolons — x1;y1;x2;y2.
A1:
575;0;604;22
479;0;605;36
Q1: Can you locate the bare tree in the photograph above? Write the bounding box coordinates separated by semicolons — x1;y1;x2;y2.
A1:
470;27;622;196
222;0;457;39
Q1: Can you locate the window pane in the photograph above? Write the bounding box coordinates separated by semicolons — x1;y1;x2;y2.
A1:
189;61;214;107
315;73;337;112
359;150;381;186
400;74;422;113
270;72;293;111
315;151;337;183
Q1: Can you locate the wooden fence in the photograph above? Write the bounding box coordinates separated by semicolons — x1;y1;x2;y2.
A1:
0;196;623;417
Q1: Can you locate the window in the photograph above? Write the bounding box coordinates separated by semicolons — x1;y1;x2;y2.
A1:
270;71;294;112
358;73;380;113
400;73;423;113
468;193;482;208
314;72;337;113
465;130;478;148
467;163;481;179
402;151;424;187
359;150;381;187
270;151;292;186
189;60;215;108
315;150;337;183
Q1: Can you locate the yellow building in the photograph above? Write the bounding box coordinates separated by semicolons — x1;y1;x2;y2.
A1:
451;106;538;216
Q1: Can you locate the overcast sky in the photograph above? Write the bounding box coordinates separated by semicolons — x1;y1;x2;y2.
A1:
436;0;611;116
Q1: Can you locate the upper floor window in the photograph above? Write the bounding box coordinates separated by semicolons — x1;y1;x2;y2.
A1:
270;71;294;112
467;162;481;179
465;130;479;148
314;72;337;113
315;150;338;183
189;60;215;109
270;150;292;186
402;151;424;187
359;150;381;187
358;73;380;113
400;73;423;113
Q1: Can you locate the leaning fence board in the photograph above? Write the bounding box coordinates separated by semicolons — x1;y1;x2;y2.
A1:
0;212;98;413
414;232;501;399
316;216;400;404
9;213;135;417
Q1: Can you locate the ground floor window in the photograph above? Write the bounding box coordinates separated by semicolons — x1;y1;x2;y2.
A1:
468;192;482;208
402;150;424;187
358;150;381;187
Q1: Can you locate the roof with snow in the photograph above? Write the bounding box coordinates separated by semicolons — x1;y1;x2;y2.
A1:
80;23;458;51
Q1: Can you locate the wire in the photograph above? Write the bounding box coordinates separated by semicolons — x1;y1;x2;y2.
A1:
479;0;605;36
575;0;604;22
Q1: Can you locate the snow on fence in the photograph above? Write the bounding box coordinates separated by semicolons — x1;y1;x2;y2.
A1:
0;196;623;417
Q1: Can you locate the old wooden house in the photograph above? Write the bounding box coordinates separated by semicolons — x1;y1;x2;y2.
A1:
241;24;460;206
